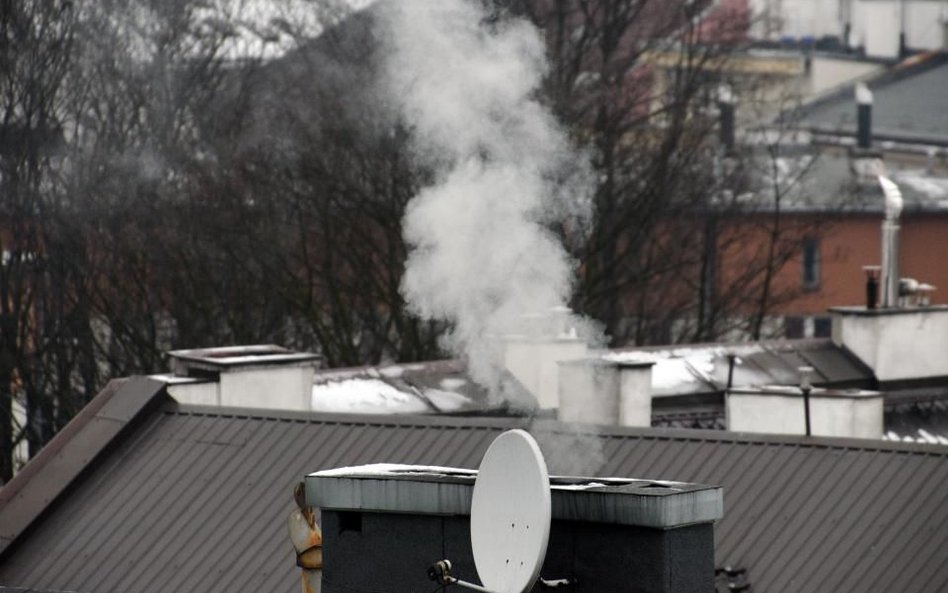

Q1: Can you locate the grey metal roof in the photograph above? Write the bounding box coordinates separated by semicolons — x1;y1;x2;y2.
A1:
796;52;948;145
1;403;946;593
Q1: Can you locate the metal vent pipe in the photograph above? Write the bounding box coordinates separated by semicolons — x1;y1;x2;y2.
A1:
856;83;873;149
878;175;903;308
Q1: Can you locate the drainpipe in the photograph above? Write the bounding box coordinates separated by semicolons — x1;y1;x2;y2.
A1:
878;175;903;308
289;482;323;593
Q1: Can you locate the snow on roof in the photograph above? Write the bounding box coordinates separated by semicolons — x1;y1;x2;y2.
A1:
605;348;717;394
311;378;431;414
893;170;948;202
884;429;948;446
310;463;477;478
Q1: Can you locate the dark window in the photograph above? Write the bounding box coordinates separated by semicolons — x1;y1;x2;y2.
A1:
337;511;363;534
785;316;804;339
802;238;821;290
814;316;832;338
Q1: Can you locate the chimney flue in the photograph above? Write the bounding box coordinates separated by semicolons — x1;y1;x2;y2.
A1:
863;265;881;309
855;83;873;149
718;84;736;154
878;175;903;308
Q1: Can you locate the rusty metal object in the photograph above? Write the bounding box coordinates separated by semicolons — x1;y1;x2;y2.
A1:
289;482;322;593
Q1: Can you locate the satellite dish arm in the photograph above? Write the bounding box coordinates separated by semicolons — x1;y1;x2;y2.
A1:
428;560;494;593
429;560;574;593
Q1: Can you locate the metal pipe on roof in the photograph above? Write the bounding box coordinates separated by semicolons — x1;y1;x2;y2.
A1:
855;83;873;150
878;175;904;308
289;482;323;593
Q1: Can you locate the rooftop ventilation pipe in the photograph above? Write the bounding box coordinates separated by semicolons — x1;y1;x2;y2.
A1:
718;84;736;155
878;175;903;308
855;83;873;150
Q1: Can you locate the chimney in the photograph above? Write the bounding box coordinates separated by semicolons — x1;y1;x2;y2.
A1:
160;345;321;410
726;385;884;438
878;175;903;308
831;305;948;383
718;84;736;155
557;358;654;427
855;83;873;150
306;464;722;593
502;308;588;409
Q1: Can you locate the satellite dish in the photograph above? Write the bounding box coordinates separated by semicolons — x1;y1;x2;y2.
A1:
427;429;552;593
471;429;551;593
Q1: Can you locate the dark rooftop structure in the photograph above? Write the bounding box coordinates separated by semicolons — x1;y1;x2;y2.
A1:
1;378;946;593
796;52;948;146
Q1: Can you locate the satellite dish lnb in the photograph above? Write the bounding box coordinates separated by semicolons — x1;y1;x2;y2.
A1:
428;429;552;593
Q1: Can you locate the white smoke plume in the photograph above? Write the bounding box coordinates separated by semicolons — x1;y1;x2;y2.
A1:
378;0;594;395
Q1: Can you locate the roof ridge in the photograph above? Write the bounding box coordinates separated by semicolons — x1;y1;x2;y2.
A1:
168;403;948;456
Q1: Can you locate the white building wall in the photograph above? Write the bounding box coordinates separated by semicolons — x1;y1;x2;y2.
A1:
749;0;845;41
903;1;948;50
809;56;883;95
858;1;902;58
748;0;948;54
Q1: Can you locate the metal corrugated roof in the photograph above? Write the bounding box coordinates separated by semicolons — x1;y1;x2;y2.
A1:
0;404;946;593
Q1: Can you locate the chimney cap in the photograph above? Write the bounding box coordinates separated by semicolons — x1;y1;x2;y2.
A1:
168;344;320;374
855;82;873;105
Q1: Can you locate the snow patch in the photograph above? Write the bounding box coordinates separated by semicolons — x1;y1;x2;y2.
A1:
312;379;429;414
311;463;476;477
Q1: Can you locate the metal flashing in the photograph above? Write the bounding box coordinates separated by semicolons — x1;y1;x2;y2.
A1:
307;464;724;529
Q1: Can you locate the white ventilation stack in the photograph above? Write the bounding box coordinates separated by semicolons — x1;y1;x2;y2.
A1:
502;308;588;410
557;358;654;427
726;386;884;438
158;345;321;410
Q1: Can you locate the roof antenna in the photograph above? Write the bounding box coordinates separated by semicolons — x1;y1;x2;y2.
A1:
427;429;558;593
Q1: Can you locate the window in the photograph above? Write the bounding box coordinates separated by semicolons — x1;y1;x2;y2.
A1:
785;316;804;339
802;238;821;290
814;316;832;338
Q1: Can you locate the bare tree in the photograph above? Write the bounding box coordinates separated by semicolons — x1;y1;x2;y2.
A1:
507;0;825;346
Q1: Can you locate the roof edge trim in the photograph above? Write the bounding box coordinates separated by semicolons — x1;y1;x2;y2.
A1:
0;376;167;558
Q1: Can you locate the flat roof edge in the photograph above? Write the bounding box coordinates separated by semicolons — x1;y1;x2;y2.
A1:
306;467;723;529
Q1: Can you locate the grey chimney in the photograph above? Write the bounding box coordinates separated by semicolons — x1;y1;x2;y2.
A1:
306;464;722;593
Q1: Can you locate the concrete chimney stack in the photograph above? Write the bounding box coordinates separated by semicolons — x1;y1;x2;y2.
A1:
558;358;654;427
502;308;588;410
160;345;321;410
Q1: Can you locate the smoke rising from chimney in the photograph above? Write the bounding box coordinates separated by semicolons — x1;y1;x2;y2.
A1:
378;0;595;396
